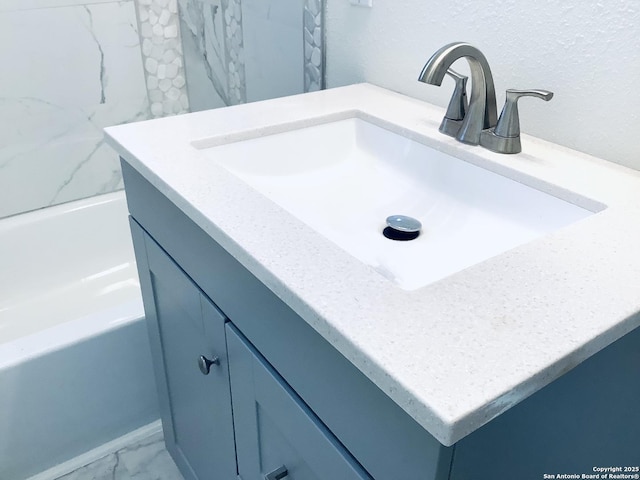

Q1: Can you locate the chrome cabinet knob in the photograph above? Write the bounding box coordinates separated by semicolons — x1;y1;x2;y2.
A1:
197;355;220;375
264;466;288;480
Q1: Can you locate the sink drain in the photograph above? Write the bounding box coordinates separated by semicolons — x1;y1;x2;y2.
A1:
383;215;422;241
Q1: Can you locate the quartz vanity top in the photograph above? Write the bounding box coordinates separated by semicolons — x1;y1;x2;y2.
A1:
105;84;640;446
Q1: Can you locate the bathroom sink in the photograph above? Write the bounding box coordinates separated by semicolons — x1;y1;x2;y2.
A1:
197;117;596;290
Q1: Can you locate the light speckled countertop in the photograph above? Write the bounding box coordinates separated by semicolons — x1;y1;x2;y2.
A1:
105;84;640;446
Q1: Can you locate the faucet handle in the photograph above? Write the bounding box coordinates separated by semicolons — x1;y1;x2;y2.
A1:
480;88;553;154
439;69;469;137
493;89;554;138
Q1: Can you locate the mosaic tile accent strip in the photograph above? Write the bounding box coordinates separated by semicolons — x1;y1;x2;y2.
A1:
136;0;190;117
222;0;246;105
304;0;324;92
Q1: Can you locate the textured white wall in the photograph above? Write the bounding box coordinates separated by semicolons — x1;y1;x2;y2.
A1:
326;1;640;170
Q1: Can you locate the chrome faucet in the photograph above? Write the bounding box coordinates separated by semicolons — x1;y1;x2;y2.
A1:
419;42;554;154
418;42;498;145
438;68;468;137
480;89;553;154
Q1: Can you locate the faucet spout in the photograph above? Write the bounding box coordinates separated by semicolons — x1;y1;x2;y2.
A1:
418;42;497;145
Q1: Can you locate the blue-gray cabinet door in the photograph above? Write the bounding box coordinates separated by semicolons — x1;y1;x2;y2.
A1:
130;220;236;480
226;323;373;480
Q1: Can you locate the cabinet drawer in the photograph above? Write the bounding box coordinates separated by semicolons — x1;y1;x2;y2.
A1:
226;323;372;480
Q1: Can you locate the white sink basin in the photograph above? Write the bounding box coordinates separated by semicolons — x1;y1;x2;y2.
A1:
198;117;597;290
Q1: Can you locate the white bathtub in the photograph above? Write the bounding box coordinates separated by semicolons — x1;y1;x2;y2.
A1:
0;192;159;480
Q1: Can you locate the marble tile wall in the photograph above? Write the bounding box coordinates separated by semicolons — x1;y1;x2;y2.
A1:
179;0;324;111
0;0;324;219
178;0;243;111
241;0;303;103
0;0;150;219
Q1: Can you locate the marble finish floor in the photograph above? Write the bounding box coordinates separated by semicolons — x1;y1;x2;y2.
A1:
55;432;184;480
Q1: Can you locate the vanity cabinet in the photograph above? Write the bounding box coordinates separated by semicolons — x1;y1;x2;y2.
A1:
125;162;452;480
132;221;374;480
123;160;640;480
130;221;236;480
